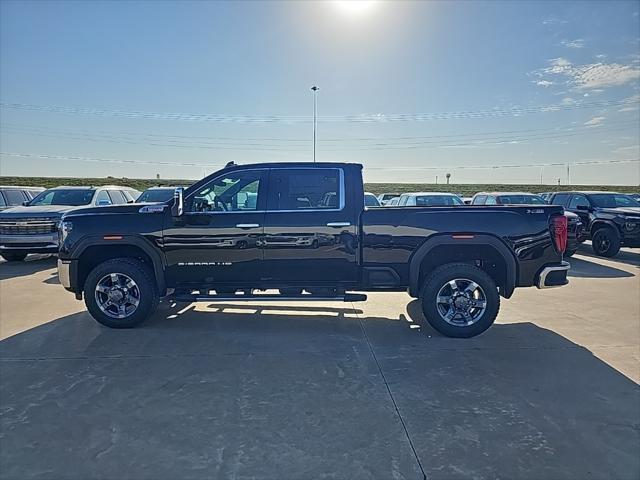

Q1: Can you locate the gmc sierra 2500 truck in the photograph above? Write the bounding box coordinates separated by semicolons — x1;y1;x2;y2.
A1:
57;162;569;338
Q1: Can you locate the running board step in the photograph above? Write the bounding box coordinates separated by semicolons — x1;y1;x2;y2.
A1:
172;293;368;303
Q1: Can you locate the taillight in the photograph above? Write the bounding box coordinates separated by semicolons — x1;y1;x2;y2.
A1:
552;215;568;254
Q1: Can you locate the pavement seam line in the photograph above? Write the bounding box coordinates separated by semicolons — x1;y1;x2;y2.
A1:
353;302;427;480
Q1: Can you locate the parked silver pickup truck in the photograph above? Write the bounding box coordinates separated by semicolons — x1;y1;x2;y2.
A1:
0;185;140;261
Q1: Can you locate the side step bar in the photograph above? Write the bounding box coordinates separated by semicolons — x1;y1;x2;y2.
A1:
171;293;368;303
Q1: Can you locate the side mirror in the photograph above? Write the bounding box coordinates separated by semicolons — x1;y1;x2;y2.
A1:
22;201;29;206
576;205;590;211
172;187;184;217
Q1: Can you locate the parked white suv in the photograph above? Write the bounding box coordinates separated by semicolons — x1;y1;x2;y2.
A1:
0;185;140;261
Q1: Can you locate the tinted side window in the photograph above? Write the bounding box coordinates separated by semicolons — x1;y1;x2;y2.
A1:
398;195;409;206
270;169;341;210
0;192;6;207
485;196;497;205
568;194;589;209
3;189;26;205
95;190;113;205
190;170;263;212
551;193;570;206
108;190;127;204
472;195;486;205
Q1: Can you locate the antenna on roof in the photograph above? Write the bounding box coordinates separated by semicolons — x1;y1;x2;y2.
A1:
225;161;236;168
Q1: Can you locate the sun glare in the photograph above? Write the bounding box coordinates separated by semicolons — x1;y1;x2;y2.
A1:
333;1;377;16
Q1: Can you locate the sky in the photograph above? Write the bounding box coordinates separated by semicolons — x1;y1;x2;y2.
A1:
0;0;639;185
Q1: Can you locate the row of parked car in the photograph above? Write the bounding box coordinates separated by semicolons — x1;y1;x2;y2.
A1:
375;190;640;258
0;183;638;262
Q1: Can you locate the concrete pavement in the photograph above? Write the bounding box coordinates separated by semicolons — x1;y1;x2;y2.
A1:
0;245;638;479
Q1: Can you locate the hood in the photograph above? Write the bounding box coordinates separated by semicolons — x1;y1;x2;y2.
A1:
598;207;640;217
64;203;152;217
0;204;82;218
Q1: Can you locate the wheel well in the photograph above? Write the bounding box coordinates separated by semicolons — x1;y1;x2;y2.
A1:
591;221;618;236
77;244;154;292
417;244;508;294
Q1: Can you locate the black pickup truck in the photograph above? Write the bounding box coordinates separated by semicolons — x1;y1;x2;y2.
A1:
549;191;640;257
57;162;569;338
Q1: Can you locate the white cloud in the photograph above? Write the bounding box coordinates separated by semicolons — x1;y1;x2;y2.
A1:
584;116;606;127
536;80;554;87
560;39;585;49
542;15;568;26
595;54;607;59
560;97;575;105
535;58;640;90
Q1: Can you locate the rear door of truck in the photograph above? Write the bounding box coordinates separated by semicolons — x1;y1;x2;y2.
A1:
260;166;359;286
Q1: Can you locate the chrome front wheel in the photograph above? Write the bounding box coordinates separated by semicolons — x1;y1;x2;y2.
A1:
94;272;141;319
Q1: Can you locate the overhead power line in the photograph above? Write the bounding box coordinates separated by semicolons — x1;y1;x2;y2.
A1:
1;97;637;123
2;120;637;151
1;151;637;171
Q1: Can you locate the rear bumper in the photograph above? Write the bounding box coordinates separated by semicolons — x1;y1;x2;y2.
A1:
536;261;570;289
0;233;59;253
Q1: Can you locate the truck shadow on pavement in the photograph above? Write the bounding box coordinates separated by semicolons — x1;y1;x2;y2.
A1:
1;304;638;480
575;244;640;267
566;256;635;278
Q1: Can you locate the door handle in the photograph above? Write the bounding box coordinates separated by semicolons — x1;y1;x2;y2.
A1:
236;223;260;229
326;222;351;227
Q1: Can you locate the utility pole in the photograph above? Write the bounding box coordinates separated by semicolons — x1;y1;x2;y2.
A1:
446;173;451;185
435;175;438;184
311;86;319;163
566;164;570;185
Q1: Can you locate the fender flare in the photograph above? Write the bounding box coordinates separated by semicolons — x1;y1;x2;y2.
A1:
408;234;517;298
590;219;620;237
71;235;166;293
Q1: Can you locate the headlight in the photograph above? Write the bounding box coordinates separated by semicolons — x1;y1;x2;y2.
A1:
624;221;638;231
59;220;73;243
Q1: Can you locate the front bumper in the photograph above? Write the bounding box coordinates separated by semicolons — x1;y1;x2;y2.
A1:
0;233;59;253
57;258;78;294
536;261;570;289
621;231;640;248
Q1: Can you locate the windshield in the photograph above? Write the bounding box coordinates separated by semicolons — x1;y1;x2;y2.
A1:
589;194;640;208
137;189;175;203
29;189;95;206
497;195;547;205
415;195;464;206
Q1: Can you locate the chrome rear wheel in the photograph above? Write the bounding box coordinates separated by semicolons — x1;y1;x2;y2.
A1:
435;278;487;326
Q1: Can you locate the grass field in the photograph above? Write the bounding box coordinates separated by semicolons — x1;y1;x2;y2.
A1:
0;176;637;196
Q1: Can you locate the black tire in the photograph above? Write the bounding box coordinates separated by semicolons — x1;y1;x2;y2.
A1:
420;262;500;338
591;227;620;257
1;251;27;262
564;248;577;257
84;257;159;328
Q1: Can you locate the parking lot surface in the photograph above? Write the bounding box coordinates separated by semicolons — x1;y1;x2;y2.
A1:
1;245;639;479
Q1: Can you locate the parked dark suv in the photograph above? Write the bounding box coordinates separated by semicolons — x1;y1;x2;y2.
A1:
549;191;640;257
472;192;585;256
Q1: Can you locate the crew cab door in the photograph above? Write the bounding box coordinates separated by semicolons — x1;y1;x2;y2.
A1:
162;169;268;287
567;194;592;226
261;167;358;286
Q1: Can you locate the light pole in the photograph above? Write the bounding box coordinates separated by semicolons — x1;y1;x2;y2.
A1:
311;86;319;163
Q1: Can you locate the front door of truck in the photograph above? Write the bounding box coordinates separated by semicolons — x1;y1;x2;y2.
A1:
163;168;268;288
261;167;358;287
